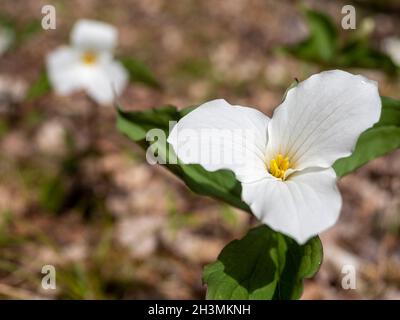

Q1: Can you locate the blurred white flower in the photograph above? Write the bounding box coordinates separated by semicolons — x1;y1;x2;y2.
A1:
0;27;14;56
168;70;381;244
382;37;400;66
46;19;128;105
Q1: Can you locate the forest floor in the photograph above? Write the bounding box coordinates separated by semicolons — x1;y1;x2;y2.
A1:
0;0;399;299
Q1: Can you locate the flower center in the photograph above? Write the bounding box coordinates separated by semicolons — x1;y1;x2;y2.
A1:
269;154;290;180
81;51;97;65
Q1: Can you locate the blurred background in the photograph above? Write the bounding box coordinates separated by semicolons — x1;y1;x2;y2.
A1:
0;0;399;299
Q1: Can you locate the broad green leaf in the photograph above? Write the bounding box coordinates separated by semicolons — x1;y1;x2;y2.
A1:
333;96;400;177
338;39;398;76
377;96;400;127
334;126;400;177
116;107;250;212
203;225;322;300
26;70;51;101
119;57;162;89
117;105;179;140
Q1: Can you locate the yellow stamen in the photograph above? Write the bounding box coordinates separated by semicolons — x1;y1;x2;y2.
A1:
81;51;97;65
269;154;290;180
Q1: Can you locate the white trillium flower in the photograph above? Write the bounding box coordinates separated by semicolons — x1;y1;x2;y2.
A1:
46;19;128;105
168;70;381;244
382;37;400;66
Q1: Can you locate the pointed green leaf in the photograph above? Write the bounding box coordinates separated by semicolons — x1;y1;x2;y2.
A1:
376;96;400;127
203;225;322;300
338;39;398;75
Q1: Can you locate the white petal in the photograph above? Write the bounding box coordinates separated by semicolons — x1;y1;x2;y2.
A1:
266;70;381;171
46;46;83;95
71;19;117;52
84;60;128;105
242;167;341;244
103;60;129;97
167;99;270;183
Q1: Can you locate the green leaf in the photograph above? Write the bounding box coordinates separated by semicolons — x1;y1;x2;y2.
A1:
377;96;400;127
283;8;399;74
203;225;322;300
333;96;400;177
338;39;398;75
285;8;338;63
117;105;179;140
119;57;161;89
116;106;250;212
26;70;51;101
